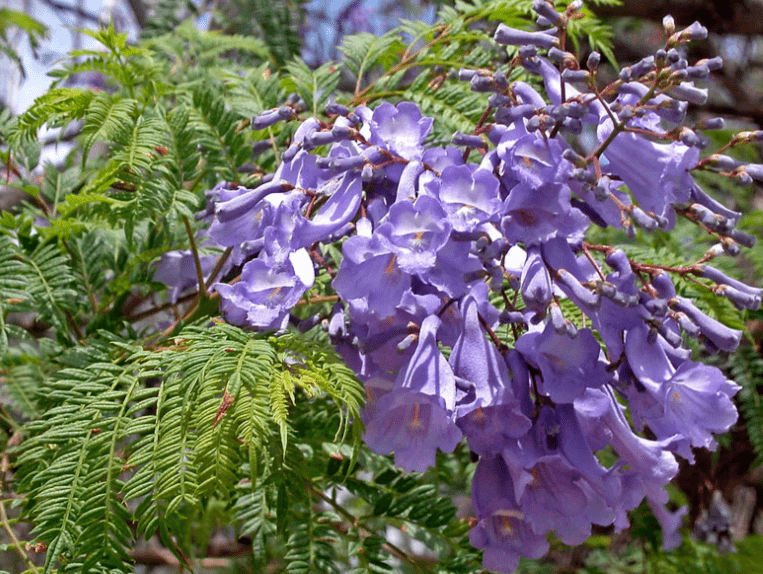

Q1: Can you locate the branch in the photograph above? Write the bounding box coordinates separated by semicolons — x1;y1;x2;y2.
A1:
124;0;147;28
590;0;763;36
39;0;101;25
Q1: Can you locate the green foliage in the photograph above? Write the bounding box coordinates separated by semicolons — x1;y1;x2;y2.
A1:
2;2;762;574
11;324;363;572
0;8;48;79
725;344;763;467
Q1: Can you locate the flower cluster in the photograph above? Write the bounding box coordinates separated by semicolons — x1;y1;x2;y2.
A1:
155;3;762;571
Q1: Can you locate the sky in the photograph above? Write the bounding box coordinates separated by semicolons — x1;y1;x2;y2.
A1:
3;0;138;113
4;0;438;114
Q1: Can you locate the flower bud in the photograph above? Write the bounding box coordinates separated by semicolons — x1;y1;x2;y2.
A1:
499;310;525;324
561;117;582;134
645;298;668;317
679;127;701;147
672;296;742;351
526;116;542;132
493;69;509;89
667;82;708;104
631;56;655;77
696;117;725;130
662;15;676;36
533;0;563;24
655;322;683;347
686;63;710;79
494;24;558;48
728;228;757;249
452;131;487;148
561;69;589;83
717;284;761;311
587;51;601;71
488;94;512;108
651;272;676;299
518;45;539;59
471;74;498;93
677;313;700;338
556;269;601;309
458;68;478;81
593;176;612;201
679;21;708;41
630;207;658;231
697;56;723;71
325;101;349;116
252;107;293;130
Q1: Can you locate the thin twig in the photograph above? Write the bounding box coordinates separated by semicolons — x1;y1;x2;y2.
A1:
182;217;207;299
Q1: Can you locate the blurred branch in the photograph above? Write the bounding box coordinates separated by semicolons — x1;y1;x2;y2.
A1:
39;0;100;25
590;0;763;36
124;0;147;28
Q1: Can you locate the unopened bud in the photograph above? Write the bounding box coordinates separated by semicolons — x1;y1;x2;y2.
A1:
667;82;708;104
667;48;682;63
560;69;589;83
587;51;601;71
698;56;723;71
494;24;558;48
662;15;676;36
686;63;710;79
533;0;563;25
631;207;658;231
325;101;349;116
678;21;708;41
679;127;701;147
696;117;725;130
458;68;478;82
452;131;487;148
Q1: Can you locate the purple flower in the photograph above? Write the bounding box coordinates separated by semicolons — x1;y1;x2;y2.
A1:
358;101;433;163
363;315;462;471
215;248;315;330
291;171;363;248
516;323;611;403
153;234;223;303
376;195;452;274
469;514;549;574
422;165;502;232
597;119;699;220
502;181;588;244
451;296;531;454
333;233;411;319
470;455;550;572
497;128;572;188
575;387;679;507
648;498;689;550
519;245;552;315
623;331;740;461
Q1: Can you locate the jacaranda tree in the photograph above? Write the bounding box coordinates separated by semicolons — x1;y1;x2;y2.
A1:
1;1;763;572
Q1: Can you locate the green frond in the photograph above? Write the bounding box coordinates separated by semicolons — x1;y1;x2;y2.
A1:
10;88;95;145
405;84;486;138
338;32;406;94
283;517;341;574
17;242;79;335
80;93;138;167
281;60;342;118
728;345;763;467
14;340;145;572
